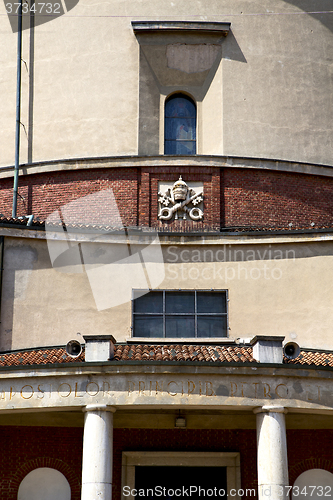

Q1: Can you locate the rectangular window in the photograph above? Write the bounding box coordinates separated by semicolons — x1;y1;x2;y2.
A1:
132;290;228;338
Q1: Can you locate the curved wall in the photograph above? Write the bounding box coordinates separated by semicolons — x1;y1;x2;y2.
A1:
2;158;333;352
1;1;332;167
1;159;333;230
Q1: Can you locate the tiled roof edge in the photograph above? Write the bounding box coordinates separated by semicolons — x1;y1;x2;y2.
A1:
0;344;82;355
0;345;333;369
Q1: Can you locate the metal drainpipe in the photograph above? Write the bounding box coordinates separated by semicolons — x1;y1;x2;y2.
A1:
0;237;4;323
12;0;23;219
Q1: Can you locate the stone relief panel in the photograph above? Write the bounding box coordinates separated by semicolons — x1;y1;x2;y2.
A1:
158;176;204;221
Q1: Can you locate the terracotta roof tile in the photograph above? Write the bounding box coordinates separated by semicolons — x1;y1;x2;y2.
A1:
284;350;333;367
0;347;85;367
0;345;332;368
112;344;255;363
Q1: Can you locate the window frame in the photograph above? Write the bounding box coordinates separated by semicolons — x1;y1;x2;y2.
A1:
131;289;229;339
164;93;197;156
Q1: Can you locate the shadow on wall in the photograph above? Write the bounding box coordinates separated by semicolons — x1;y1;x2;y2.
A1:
0;243;42;351
283;0;333;32
20;2;332;164
6;0;80;32
221;30;247;64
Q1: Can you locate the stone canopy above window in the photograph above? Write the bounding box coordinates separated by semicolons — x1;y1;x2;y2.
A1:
131;21;230;86
131;21;230;34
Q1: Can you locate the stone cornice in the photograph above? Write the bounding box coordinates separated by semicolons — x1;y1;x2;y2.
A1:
2;224;333;245
131;21;231;35
1;155;333;179
0;363;332;413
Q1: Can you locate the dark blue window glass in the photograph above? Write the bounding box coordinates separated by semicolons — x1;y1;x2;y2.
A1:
165;94;196;155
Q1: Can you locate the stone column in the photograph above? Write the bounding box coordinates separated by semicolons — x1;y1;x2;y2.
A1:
81;405;116;500
254;406;289;500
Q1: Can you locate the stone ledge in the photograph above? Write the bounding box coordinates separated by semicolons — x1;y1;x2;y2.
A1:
1;155;333;180
131;21;231;35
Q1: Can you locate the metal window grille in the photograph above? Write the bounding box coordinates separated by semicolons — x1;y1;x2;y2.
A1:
132;290;228;338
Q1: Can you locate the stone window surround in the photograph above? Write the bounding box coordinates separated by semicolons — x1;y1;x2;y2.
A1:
121;451;241;500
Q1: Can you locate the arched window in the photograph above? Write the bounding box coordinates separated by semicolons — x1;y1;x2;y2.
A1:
164;94;196;155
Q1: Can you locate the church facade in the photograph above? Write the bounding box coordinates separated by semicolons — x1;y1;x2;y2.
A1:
0;1;333;499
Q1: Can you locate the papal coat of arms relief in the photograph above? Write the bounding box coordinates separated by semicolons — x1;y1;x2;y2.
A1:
158;176;204;221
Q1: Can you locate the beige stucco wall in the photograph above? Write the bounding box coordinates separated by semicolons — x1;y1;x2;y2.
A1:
1;231;333;352
1;0;332;167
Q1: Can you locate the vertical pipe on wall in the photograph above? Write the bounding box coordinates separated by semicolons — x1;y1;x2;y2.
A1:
27;8;35;165
0;237;4;324
12;0;23;219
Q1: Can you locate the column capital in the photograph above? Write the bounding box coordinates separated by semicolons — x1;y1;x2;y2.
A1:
253;405;288;415
82;404;116;413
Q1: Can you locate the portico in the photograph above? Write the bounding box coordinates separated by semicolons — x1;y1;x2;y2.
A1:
1;350;333;500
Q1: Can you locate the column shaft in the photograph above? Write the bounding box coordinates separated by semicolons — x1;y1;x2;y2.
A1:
255;407;289;500
81;405;115;500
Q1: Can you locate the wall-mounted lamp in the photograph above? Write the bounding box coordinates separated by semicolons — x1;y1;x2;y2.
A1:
175;416;186;428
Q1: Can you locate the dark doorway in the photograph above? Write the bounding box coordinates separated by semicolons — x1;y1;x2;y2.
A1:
135;466;227;500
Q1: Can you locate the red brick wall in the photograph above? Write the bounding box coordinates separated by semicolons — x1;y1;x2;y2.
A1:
0;169;139;227
223;169;333;229
287;430;333;484
0;426;83;500
1;426;332;500
2;166;333;230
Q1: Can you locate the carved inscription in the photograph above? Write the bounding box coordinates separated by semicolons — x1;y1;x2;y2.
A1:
127;380;216;397
229;382;289;399
227;382;321;402
0;378;326;407
1;381;113;401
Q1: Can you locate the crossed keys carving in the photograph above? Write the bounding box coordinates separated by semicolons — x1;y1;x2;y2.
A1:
158;176;204;221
